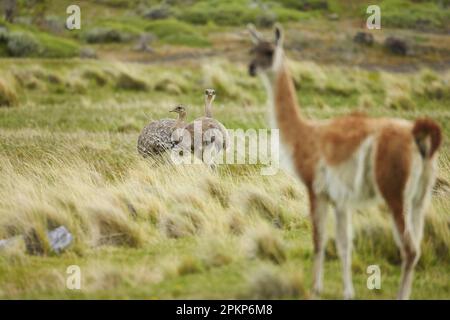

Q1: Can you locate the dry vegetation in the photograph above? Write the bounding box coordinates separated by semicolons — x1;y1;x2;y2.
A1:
0;56;449;299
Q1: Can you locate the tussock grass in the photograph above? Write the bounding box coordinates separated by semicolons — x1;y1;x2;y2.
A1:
385;87;416;110
116;71;148;91
244;264;306;299
0;59;448;299
244;223;287;264
202;60;257;104
176;256;203;275
0;78;18;107
244;189;285;228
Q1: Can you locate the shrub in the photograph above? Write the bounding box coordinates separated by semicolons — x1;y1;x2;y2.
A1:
145;19;209;47
277;0;329;10
36;33;80;58
84;27;130;43
143;5;172;20
381;0;450;31
179;3;258;26
6;32;41;57
95;0;132;8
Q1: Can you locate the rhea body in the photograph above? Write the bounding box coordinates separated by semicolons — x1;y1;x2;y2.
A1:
137;105;187;157
184;89;229;166
248;24;441;300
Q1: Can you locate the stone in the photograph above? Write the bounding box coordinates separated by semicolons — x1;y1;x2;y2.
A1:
48;226;73;253
353;32;374;46
384;37;408;55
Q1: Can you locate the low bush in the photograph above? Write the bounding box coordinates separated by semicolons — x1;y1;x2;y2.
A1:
6;32;41;57
145;19;210;47
84;27;130;44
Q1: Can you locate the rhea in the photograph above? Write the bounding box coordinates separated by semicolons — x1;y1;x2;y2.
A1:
248;24;441;300
184;89;229;169
137;105;187;157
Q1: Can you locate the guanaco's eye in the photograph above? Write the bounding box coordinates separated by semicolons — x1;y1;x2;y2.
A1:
265;50;273;57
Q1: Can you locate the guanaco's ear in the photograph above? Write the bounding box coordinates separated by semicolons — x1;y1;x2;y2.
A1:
247;23;263;44
274;23;284;47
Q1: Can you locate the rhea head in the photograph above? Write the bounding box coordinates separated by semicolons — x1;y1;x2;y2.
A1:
247;23;284;77
169;104;187;120
204;88;216;102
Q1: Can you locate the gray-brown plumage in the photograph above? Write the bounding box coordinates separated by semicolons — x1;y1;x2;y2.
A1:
184;89;229;165
137;105;187;157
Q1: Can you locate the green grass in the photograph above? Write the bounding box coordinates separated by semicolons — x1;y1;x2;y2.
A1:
379;0;450;31
0;58;449;299
0;19;80;58
145;19;211;47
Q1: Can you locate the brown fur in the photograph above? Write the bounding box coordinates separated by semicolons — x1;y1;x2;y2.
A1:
375;126;413;233
248;25;442;299
412;118;442;158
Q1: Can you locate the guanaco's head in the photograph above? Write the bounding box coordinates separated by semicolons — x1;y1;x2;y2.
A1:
170;105;187;119
247;23;284;77
204;88;216;102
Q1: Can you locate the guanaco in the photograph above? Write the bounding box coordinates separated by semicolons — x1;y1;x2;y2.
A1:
248;24;442;300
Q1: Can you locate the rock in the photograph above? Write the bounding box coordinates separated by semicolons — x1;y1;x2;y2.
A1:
48;226;73;253
80;47;97;59
353;32;374;46
384;37;408;55
1;226;73;255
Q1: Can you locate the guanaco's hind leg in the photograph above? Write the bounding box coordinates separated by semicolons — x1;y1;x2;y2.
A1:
396;162;435;299
390;200;420;300
310;193;329;297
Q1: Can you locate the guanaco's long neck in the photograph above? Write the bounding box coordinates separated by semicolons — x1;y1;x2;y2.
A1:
268;59;317;186
267;60;309;145
204;98;213;118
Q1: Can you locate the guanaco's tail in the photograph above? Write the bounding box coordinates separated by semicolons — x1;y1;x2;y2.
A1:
412;118;442;158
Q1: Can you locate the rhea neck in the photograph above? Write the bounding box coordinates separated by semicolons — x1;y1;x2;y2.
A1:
204;96;214;118
260;52;308;139
176;112;186;127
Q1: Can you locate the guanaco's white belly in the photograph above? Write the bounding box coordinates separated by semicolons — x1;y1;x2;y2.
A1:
313;136;381;208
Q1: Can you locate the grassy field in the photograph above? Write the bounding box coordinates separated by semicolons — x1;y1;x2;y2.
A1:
0;0;449;299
